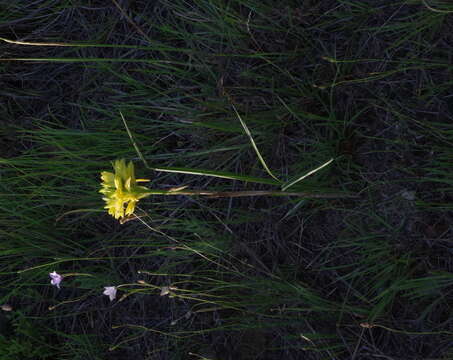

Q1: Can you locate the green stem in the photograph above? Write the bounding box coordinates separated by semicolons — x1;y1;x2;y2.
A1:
145;189;356;199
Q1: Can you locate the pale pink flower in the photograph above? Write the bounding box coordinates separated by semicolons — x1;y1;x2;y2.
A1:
49;271;63;289
103;286;117;301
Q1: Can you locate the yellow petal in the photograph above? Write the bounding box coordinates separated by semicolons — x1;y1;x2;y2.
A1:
125;177;132;191
126;161;135;182
125;200;136;215
113;159;126;177
101;171;115;185
114;175;123;192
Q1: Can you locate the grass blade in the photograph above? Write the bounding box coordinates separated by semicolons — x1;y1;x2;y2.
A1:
282;158;334;191
231;103;281;183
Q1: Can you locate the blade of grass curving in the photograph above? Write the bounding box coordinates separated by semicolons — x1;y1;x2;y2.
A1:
421;0;453;13
120;111;150;168
230;103;281;182
282;158;334;191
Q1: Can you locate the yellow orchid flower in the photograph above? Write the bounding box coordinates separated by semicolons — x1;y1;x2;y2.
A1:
99;159;150;220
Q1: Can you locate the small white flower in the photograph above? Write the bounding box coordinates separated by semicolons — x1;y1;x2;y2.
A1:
49;271;63;289
1;304;12;312
160;286;170;296
103;286;117;301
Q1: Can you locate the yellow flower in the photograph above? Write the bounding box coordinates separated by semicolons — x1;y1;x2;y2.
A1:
100;159;150;220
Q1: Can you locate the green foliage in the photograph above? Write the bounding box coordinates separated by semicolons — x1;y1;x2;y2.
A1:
0;0;452;359
0;314;56;360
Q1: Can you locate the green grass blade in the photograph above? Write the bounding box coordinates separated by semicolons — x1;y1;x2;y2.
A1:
231;103;281;183
149;166;281;185
282;158;334;191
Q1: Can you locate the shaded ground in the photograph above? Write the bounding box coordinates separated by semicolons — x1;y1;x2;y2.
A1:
0;1;452;359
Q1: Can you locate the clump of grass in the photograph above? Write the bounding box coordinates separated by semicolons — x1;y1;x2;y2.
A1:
1;0;453;359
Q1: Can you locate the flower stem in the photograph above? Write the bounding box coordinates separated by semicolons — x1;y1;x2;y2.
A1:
145;189;356;199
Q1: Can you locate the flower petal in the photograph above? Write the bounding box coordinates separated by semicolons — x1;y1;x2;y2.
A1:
49;271;63;289
101;171;115;185
103;286;117;301
125;200;136;216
